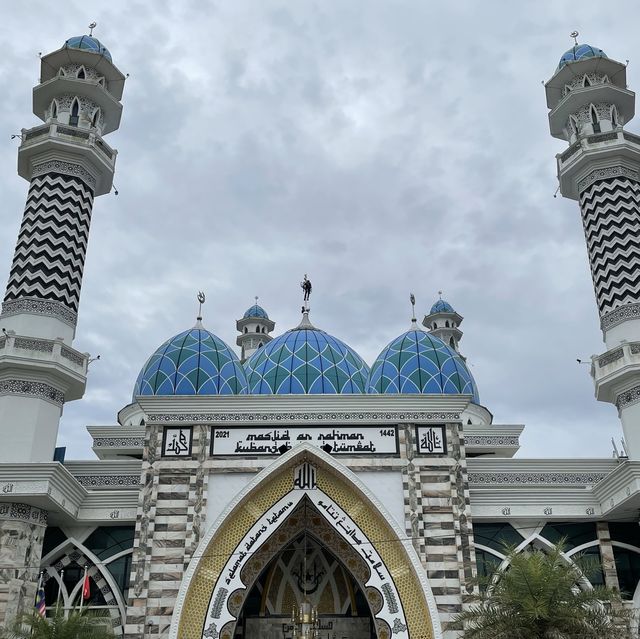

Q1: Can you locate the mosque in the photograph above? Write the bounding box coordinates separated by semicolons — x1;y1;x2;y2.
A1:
0;30;640;639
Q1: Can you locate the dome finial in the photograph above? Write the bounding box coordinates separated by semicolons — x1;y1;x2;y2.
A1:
409;293;418;328
88;21;97;37
300;273;312;312
570;30;579;46
196;291;205;325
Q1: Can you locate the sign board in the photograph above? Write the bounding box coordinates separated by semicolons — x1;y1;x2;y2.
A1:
415;425;447;455
162;426;192;457
211;426;399;456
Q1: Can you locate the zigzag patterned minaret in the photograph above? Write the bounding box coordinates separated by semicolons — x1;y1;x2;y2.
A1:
0;34;125;462
546;40;640;457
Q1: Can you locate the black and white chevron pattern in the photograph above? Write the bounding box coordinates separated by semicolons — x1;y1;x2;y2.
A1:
3;172;94;314
580;176;640;317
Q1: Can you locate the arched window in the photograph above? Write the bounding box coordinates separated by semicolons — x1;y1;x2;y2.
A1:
77;67;86;79
50;100;58;120
569;115;579;138
450;337;456;348
583;75;590;87
91;108;100;128
255;326;260;333
244;327;248;334
69;98;80;126
611;105;618;128
445;320;450;328
258;342;263;348
591;105;601;133
262;327;266;333
432;323;437;330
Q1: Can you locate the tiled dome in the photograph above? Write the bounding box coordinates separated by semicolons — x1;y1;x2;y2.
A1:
133;323;247;397
558;44;606;70
243;304;269;319
64;35;112;62
430;299;455;314
367;329;479;402
244;320;369;394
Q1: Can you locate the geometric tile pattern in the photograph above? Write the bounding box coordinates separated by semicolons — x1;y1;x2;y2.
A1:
133;326;247;396
64;35;112;62
367;330;480;402
3;172;94;315
244;328;369;394
558;44;606;70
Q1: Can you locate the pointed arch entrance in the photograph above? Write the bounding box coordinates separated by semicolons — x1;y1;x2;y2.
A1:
170;444;441;639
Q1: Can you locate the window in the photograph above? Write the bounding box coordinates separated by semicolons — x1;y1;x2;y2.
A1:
262;327;266;333
569;115;579;138
611;105;618;127
432;323;437;330
69;98;80;126
255;327;260;333
258;342;263;348
91;108;100;128
445;320;450;328
583;75;590;87
591;105;601;133
449;337;455;348
540;522;597;550
613;546;640;599
84;526;135;560
244;327;248;334
77;67;86;79
50;100;58;119
475;548;501;591
474;523;524;553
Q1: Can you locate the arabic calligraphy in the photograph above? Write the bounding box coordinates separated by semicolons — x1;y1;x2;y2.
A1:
416;425;446;455
162;427;191;456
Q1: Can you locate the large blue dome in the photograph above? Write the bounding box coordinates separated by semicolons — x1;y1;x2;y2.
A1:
244;321;369;394
64;35;112;62
134;323;247;397
367;329;479;402
243;304;269;319
558;44;606;70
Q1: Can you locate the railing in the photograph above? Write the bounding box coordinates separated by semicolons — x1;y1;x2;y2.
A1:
20;123;115;162
0;331;87;371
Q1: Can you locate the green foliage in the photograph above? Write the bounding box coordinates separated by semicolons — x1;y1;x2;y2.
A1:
1;608;114;639
450;543;633;639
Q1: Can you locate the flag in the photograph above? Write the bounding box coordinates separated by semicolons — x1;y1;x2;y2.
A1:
34;582;46;617
82;570;90;600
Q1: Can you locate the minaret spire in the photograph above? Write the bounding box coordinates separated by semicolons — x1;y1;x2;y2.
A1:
547;39;640;457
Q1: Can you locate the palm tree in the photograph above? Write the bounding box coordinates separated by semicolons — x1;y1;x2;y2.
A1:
1;608;114;639
450;543;633;639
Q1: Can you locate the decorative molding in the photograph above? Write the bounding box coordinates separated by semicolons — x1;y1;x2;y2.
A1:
598;348;624;367
13;337;54;353
60;346;85;366
147;411;461;424
601;303;640;331
578;165;639;193
468;472;607;485
0;502;47;526
631;343;640;355
0;297;77;327
0;379;64;406
93;437;144;448
616;384;640;410
74;475;140;488
464;435;520;447
31;159;96;189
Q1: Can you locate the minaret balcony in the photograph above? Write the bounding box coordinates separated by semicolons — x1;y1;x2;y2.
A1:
18;123;117;195
557;130;640;200
0;331;88;401
592;340;640;403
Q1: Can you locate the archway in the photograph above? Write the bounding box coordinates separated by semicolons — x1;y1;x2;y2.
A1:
170;443;441;639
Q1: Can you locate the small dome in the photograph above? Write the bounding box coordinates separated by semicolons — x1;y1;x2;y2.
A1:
430;299;455;314
558;44;606;70
134;323;247;396
244;321;369;394
64;35;112;62
243;304;269;320
368;329;479;402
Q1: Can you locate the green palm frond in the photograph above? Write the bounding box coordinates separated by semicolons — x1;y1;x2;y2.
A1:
1;609;114;639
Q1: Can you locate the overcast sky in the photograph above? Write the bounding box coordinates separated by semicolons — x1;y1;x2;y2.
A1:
2;1;639;459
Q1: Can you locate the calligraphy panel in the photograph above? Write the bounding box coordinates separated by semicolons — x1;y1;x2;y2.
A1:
162;426;193;457
415;425;447;455
210;426;399;456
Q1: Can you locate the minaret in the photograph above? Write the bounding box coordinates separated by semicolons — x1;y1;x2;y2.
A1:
236;298;275;362
546;36;640;456
423;295;464;353
0;32;125;462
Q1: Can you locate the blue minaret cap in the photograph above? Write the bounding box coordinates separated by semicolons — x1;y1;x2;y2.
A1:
557;44;606;70
64;35;112;62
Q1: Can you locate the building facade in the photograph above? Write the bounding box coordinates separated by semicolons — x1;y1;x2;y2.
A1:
0;33;639;639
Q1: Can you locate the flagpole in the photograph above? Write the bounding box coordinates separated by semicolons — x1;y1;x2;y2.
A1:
79;565;88;613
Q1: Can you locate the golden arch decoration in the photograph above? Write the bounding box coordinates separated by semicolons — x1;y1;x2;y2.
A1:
170;444;441;639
